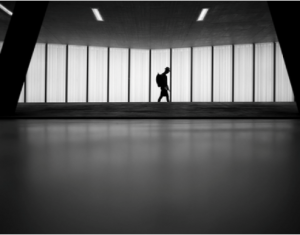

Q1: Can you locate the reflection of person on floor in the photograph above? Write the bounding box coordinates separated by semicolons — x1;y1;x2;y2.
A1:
157;67;170;102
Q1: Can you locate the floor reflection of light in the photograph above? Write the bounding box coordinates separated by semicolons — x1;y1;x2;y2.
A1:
1;119;300;233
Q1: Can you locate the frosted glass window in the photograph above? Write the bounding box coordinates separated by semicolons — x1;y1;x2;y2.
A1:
213;45;232;102
26;43;45;103
193;47;212;102
151;49;170;102
68;45;87;102
130;49;149;102
88;47;108;102
234;44;253;102
255;43;274;102
275;42;294;102
172;48;191;102
109;48;128;102
47;44;66;103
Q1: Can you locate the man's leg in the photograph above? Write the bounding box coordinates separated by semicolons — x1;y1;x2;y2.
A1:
166;94;170;102
158;94;163;102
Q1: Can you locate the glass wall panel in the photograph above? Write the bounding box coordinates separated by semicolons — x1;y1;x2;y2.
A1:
1;41;290;104
234;44;253;102
255;43;274;102
275;42;293;102
109;48;128;102
130;49;149;102
213;45;232;102
151;49;170;102
47;44;66;102
26;43;45;103
172;48;191;102
68;45;87;102
88;47;108;102
193;47;212;102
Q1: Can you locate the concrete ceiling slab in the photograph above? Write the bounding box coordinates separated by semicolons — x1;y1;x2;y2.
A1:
0;1;277;49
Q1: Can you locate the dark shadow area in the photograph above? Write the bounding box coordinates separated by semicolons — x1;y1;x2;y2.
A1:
0;102;299;119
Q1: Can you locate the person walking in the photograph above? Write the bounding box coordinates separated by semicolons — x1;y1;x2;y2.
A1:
157;67;170;102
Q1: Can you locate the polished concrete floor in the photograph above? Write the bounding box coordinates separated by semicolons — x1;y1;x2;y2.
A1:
1;119;300;233
1;102;299;118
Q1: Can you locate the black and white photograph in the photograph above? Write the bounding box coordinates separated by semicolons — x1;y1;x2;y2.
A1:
0;1;299;234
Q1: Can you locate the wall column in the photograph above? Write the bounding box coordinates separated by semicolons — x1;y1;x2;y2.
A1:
268;2;300;111
0;2;48;115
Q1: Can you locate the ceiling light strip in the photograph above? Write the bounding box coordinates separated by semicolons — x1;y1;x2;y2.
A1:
92;8;103;21
197;8;209;21
0;4;13;16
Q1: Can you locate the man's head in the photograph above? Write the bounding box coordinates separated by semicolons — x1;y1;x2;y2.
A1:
165;67;170;74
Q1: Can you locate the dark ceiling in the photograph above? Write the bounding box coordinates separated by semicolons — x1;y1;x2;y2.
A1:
0;1;277;49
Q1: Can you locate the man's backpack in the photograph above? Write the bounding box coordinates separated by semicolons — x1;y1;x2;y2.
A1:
156;74;163;87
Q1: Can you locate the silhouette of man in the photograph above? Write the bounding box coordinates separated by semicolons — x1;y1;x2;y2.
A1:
158;67;170;102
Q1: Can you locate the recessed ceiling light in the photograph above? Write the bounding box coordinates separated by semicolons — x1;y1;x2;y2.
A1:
197;8;209;21
0;4;13;16
92;8;103;21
